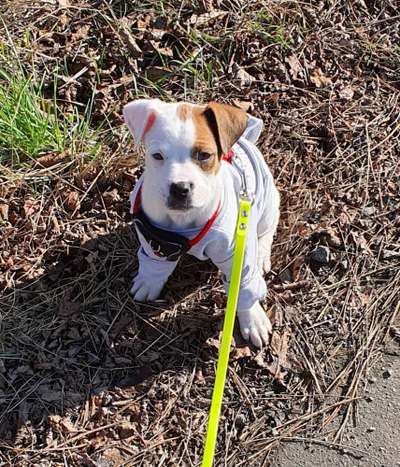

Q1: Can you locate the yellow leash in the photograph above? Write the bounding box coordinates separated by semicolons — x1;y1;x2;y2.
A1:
201;196;251;467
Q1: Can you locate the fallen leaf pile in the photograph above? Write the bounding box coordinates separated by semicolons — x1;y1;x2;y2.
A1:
0;0;399;465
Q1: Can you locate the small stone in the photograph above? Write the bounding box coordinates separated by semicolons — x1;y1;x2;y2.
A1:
365;396;373;402
310;245;330;264
279;268;293;283
383;368;393;379
367;426;376;432
362;206;375;216
368;376;377;384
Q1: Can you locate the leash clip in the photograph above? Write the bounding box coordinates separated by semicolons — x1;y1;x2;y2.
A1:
231;149;254;205
239;189;254;204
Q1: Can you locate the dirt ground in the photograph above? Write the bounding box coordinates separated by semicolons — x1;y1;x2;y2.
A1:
1;1;399;466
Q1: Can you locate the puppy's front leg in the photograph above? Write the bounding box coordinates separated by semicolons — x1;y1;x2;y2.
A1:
210;226;273;348
130;275;167;302
130;247;178;302
237;302;272;348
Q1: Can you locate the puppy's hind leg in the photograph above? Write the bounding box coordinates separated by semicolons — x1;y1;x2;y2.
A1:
257;229;276;275
257;187;280;275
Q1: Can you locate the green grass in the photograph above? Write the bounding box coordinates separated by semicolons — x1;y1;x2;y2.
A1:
248;8;293;49
0;25;105;169
0;69;67;165
0;66;107;169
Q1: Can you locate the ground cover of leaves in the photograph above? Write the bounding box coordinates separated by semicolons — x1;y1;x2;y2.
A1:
0;1;399;466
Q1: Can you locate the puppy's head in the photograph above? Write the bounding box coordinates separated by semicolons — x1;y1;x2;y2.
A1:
123;99;248;212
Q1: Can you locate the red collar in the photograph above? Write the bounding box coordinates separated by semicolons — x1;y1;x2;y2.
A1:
132;185;220;248
222;149;234;164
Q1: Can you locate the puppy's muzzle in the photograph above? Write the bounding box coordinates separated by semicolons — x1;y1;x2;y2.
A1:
168;182;193;210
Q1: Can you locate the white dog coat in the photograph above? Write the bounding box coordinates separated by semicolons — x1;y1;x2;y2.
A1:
129;117;279;310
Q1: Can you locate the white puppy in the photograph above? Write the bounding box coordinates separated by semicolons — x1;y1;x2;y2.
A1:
123;99;280;348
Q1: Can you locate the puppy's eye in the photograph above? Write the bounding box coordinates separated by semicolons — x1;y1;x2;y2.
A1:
151;153;164;161
197;151;212;162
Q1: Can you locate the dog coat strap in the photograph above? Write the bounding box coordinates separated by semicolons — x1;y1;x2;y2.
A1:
187;201;221;247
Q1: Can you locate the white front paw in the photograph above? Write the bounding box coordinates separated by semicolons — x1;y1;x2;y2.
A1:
237;302;272;348
130;274;165;302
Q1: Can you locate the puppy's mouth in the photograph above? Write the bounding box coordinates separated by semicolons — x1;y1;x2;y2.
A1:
166;197;193;211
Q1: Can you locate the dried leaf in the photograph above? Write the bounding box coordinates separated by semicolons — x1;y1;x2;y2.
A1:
22;198;37;217
60;418;77;433
63;191;80;211
231;345;252;361
270;330;290;367
235;67;256;86
291;255;305;282
102;189;121;207
35;151;68;168
117;18;142;56
148;28;165;41
136;15;152;30
70;24;90;43
200;0;214;12
310;68;332;87
49;415;77;433
270;305;284;327
286;55;302;80
48;414;62;427
149;41;173;57
190;10;228;26
99;448;126;465
254;352;269;368
323;227;342;247
206;335;221;351
195;368;206;384
0;203;9;221
119;422;137;439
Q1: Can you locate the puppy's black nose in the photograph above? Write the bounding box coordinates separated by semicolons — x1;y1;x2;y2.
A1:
170;182;192;199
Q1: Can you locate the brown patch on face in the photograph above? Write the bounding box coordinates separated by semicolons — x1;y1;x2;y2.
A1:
177;102;221;174
190;105;221;174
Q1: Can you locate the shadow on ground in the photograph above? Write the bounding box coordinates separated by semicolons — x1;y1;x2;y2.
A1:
0;224;225;441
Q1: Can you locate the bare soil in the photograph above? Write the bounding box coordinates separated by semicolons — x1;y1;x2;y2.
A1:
0;1;399;466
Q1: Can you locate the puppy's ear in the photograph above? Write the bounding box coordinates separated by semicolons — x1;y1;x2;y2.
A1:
123;99;161;145
204;102;248;155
